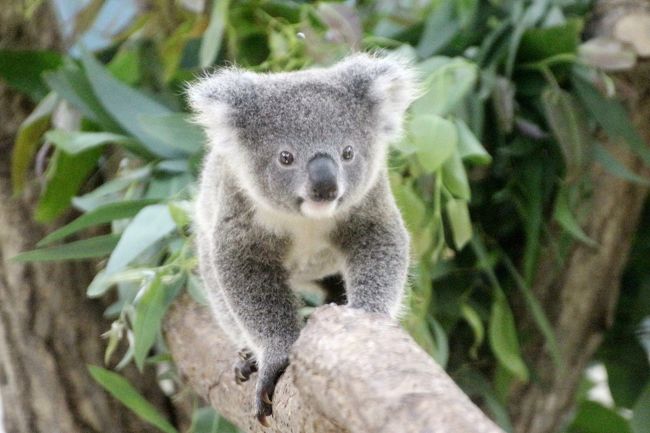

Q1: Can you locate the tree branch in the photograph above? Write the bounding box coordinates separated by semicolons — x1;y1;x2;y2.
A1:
165;296;505;433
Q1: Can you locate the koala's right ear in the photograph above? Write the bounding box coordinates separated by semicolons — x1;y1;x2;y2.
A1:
186;69;255;149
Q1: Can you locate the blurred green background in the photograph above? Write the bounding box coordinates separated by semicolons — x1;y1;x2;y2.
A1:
1;0;649;432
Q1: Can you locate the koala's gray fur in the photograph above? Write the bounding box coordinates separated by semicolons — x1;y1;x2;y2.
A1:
187;53;417;424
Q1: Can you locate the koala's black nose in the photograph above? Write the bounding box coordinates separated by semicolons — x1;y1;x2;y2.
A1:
307;154;338;202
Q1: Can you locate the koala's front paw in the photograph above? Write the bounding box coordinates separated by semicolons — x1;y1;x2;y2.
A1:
255;355;289;427
234;349;258;384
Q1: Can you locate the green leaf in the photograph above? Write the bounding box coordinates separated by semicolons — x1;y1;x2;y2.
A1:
568;401;632;433
13;234;119;262
411;115;458;172
87;268;156;298
454;119;492;165
138;113;204;156
199;0;231;67
446;198;472;250
11;92;57;193
553;184;598;247
38;199;159;246
461;303;485;358
0;50;63;100
541;86;590;180
505;0;549;77
632;383;650;433
573;73;650;167
134;275;180;370
46;129;133;155
412;59;478;117
105;205;177;276
501;255;562;370
35;147;103;222
187;274;208;305
44;64;122;132
594;144;650;187
88;366;179;433
489;292;529;382
517;19;582;64
428;317;449;368
108;48;141;85
416;0;459;58
80;52;182;159
442;151;471;200
72;166;152;212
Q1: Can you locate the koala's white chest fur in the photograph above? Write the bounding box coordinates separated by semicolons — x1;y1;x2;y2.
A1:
254;208;344;289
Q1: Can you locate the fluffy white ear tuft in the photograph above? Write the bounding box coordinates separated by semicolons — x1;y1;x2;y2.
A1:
337;53;420;141
185;68;254;149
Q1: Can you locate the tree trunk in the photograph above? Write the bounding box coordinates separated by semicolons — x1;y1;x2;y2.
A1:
166;296;505;433
510;2;650;432
0;4;171;433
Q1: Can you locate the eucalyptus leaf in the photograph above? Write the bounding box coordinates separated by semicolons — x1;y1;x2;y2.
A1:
105;205;177;276
442;152;471;200
0;49;62;101
567;400;632;433
411;59;478;117
541;86;591;180
553;184;598;247
446;198;472;250
199;0;231;67
11;92;57;193
133;275;181;370
13;234;119;262
411;115;458;172
461;303;485;358
489;292;529;382
594;144;650;187
138;113;204;156
455;119;492;165
80;52;182;159
46;129;133;155
88;366;179;433
35;147;104;222
573;73;650;167
39;199;159;246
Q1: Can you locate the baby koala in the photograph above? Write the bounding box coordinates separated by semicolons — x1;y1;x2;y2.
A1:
188;53;417;425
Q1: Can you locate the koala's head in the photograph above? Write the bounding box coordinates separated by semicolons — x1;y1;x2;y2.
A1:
188;53;417;219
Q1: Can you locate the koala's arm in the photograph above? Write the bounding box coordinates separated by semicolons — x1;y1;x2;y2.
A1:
211;223;300;419
334;196;409;318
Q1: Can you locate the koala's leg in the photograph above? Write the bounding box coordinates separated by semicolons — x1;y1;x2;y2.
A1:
214;232;300;425
335;218;410;319
198;241;248;348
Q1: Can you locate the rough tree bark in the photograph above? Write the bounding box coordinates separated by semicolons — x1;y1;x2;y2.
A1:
0;4;172;433
166;296;505;433
510;2;650;432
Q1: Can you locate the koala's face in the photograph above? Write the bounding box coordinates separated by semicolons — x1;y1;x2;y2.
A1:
188;54;417;219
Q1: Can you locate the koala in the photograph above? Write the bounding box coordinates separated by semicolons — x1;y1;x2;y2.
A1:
187;53;417;426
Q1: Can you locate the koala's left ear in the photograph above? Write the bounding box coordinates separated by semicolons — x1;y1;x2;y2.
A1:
338;53;419;139
185;68;255;149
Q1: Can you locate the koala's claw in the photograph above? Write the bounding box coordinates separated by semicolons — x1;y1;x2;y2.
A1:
238;348;254;361
257;413;271;428
255;386;274;427
254;357;287;427
233;356;258;384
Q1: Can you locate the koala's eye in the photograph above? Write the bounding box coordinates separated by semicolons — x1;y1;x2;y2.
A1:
342;145;354;161
279;151;294;166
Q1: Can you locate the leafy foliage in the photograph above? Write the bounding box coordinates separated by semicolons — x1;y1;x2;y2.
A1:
4;0;650;432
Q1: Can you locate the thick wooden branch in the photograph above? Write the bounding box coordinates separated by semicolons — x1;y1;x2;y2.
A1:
165;296;504;433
